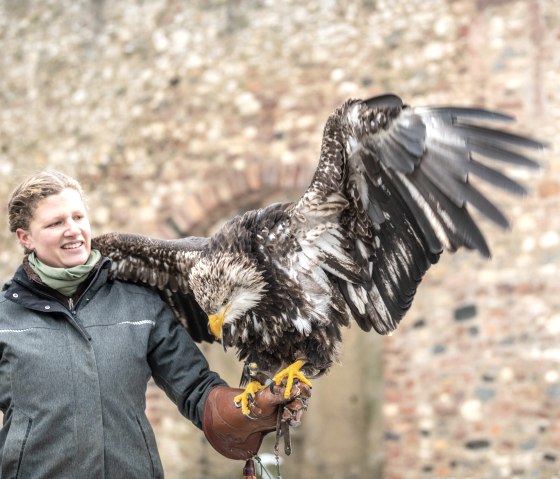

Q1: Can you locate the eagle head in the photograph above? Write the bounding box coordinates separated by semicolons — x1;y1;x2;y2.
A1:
188;251;267;344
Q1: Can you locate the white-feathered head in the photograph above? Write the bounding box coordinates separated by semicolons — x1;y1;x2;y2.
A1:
188;251;267;343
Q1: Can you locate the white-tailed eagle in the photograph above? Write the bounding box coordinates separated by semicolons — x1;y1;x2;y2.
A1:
93;94;544;411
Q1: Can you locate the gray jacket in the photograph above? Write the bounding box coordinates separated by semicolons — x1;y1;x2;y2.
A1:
0;258;225;478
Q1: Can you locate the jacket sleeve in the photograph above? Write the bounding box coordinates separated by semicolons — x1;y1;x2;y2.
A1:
147;298;227;429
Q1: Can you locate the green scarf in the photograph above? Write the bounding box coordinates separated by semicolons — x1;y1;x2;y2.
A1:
27;250;102;297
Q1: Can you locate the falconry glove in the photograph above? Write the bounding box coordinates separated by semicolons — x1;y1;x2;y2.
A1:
203;382;311;460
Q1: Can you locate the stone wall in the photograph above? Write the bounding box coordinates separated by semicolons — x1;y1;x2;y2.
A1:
1;1;558;478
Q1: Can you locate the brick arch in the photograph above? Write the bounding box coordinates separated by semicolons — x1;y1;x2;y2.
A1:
158;159;316;238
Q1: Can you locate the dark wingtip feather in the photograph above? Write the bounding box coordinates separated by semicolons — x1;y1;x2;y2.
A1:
363;93;403;110
470;140;542;170
426;106;515;123
463;185;511;229
469;159;528;196
457;123;546;150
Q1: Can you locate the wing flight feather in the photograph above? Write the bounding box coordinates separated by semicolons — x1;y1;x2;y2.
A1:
282;93;544;335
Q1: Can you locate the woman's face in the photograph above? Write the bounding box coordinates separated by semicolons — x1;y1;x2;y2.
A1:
16;188;92;268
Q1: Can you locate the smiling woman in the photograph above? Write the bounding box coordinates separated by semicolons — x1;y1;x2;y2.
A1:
15;188;92;268
0;170;309;479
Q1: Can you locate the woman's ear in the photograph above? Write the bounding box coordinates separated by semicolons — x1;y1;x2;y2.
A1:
15;228;34;252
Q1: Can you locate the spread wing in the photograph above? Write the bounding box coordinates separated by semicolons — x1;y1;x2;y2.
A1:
92;233;214;342
275;93;544;336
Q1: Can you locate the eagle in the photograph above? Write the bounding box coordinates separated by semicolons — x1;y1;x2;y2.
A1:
93;93;544;413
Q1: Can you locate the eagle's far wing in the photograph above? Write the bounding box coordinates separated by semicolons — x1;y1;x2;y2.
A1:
284;93;544;336
92;232;215;343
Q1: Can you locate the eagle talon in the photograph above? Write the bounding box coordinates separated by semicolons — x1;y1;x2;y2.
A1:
273;360;313;399
233;380;268;416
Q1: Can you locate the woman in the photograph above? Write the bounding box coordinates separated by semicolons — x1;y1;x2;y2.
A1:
0;170;307;478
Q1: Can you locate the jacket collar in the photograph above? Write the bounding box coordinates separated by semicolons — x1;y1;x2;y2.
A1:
3;257;112;311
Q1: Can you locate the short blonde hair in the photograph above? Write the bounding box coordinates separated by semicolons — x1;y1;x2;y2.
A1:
8;170;84;233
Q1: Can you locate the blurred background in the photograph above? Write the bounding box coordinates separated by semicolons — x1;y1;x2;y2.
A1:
0;0;559;478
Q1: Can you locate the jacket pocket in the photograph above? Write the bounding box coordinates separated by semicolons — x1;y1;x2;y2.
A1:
1;408;33;479
135;414;163;479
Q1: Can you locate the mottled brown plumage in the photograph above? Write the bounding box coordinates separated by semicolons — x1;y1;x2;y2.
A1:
93;93;544;384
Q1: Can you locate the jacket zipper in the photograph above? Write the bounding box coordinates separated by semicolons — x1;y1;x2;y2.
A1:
63;297;91;340
66;258;111;313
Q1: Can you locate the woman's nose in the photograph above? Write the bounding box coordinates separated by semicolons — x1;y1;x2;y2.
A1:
65;220;81;235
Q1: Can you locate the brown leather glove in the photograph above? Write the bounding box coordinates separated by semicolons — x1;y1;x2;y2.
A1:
203;382;311;460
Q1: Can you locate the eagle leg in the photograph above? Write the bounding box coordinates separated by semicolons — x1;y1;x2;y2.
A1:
234;380;268;416
272;360;313;399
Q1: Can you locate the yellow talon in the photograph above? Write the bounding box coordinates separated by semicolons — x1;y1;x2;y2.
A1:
272;360;313;399
234;380;267;416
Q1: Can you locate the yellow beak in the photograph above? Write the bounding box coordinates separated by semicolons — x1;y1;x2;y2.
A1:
208;304;230;339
